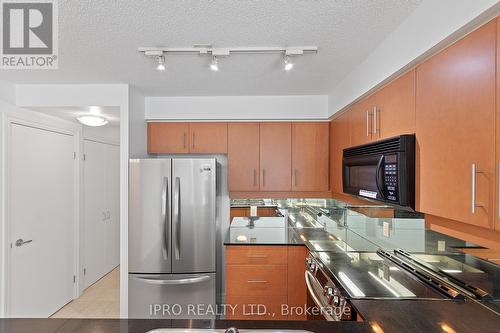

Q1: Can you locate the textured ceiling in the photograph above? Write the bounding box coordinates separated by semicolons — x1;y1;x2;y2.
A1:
1;0;422;96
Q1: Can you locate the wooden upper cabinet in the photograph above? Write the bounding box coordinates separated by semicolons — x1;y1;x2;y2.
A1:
228;123;260;191
259;123;292;191
331;112;351;194
292;122;329;191
416;20;496;229
496;17;500;231
374;69;416;140
189;122;228;153
148;122;189;154
350;94;376;146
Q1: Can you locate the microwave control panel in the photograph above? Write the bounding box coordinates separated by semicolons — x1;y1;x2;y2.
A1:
384;163;398;201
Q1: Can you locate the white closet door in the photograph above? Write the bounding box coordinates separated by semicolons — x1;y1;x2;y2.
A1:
105;144;120;270
83;140;107;288
9;124;75;317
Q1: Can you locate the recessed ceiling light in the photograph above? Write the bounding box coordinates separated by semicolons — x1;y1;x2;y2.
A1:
156;55;166;71
284;55;294;71
210;56;219;71
77;115;108;127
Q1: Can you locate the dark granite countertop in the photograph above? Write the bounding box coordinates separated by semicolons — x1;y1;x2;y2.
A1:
0;318;373;333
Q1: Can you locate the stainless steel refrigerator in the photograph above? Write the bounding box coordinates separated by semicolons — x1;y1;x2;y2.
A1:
128;158;218;319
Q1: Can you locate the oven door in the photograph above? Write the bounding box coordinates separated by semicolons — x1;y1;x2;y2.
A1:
304;270;339;321
343;154;386;201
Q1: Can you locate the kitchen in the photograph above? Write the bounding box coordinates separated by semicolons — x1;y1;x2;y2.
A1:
1;1;500;333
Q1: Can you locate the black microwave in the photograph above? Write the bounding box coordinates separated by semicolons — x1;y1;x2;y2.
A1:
342;135;415;210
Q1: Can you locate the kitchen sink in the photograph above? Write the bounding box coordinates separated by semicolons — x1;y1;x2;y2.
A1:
148;329;314;333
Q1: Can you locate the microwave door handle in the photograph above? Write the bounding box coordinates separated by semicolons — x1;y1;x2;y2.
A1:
375;155;385;197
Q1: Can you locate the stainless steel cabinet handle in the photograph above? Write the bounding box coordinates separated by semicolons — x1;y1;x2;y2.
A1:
162;177;169;259
15;239;32;247
174;177;181;260
366;110;371;137
247;254;268;258
471;163;484;214
373;106;378;136
247;280;268;284
253;169;257;187
133;275;210;285
498;163;500;218
262;169;266;187
192;132;195;149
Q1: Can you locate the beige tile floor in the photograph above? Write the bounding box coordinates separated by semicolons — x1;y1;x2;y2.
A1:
51;267;120;318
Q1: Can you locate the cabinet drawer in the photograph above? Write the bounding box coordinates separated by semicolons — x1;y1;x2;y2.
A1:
226;295;288;320
226;265;287;296
226;246;287;265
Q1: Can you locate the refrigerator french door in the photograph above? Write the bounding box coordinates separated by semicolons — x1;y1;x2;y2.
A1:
129;158;216;319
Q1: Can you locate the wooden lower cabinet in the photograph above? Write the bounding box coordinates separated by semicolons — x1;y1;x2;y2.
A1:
225;245;308;321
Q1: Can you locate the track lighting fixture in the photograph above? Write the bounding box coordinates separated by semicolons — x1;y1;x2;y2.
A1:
210;56;219;71
284;55;294;71
140;45;318;72
156;55;166;71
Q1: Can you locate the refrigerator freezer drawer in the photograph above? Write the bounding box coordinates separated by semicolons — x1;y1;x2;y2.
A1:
129;273;216;319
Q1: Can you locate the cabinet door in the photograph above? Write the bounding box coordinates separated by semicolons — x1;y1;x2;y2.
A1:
331;112;351;194
496;17;500;231
416;20;496;229
292;122;329;191
259;123;292;191
228;123;260;191
374;69;416;140
148;122;189;154
350;95;375;146
189;122;228;153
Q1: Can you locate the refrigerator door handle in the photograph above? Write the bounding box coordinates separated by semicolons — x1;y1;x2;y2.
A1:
174;177;181;260
131;275;211;285
161;177;169;260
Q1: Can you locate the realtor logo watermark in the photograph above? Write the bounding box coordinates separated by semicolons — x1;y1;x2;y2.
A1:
1;0;58;69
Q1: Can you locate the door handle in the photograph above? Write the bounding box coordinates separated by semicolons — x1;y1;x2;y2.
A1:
133;275;211;285
373;106;379;136
253;169;257;187
174;177;181;260
262;169;266;188
471;163;484;214
366;110;371;137
498;163;500;219
161;177;169;260
15;239;32;247
192;132;195;150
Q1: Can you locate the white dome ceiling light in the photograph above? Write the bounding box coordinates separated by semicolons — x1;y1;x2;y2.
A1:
77;115;109;127
139;45;317;72
77;106;109;127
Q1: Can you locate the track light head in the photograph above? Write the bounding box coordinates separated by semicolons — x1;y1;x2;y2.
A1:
210;56;219;71
156;55;166;71
284;55;293;71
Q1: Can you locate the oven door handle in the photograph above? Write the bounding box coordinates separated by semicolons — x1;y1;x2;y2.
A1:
304;270;338;321
375;155;385;198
